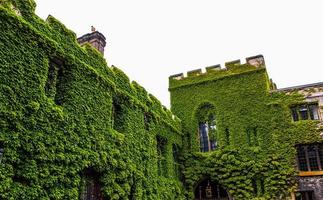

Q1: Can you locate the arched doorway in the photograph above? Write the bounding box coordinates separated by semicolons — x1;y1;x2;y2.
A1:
194;178;230;200
80;168;105;200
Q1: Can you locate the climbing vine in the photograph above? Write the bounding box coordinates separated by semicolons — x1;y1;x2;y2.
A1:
169;63;323;199
0;1;184;199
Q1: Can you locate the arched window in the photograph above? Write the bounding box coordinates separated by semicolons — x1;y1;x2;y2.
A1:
196;103;217;152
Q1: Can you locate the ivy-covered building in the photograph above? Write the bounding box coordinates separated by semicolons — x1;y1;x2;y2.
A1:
0;1;322;200
0;1;183;199
169;55;323;200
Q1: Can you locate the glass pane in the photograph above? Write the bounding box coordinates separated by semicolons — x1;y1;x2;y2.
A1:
307;145;319;171
319;144;323;169
0;142;3;161
309;104;319;120
297;146;308;171
295;191;315;200
208;114;216;130
210;140;217;151
199;123;209;152
299;105;309;120
291;107;299;121
308;191;314;200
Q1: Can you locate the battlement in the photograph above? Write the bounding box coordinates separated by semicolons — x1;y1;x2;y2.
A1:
225;59;241;67
169;55;265;82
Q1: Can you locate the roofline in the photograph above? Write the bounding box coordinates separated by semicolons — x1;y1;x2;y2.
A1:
274;82;323;92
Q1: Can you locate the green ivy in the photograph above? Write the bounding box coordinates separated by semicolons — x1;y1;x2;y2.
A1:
1;1;322;200
0;1;184;199
169;63;323;199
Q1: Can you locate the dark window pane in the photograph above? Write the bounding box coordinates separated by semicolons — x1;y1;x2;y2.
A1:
172;144;181;179
80;169;105;200
319;144;323;169
45;61;59;99
309;104;319;120
208;114;216;130
144;113;152;130
252;178;257;195
112;102;123;132
45;58;64;105
291;107;299;121
299;105;309;120
157;136;167;176
307;145;319;171
54;62;64;105
0;141;4;163
210;140;217;151
0;141;3;153
246;128;251;145
225;128;230;145
297;146;308;171
308;191;314;200
199;123;209;152
296;191;315;200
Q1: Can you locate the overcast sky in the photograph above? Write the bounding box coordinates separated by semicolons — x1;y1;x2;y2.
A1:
35;0;323;108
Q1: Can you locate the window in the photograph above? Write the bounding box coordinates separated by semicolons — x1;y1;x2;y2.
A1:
198;115;217;152
252;178;257;196
0;141;4;164
210;140;217;151
157;136;167;176
291;104;319;121
172;144;181;179
144;112;152;130
196;103;218;152
295;191;315;200
199;123;210;152
299;105;309;120
45;58;64;105
308;146;319;171
297;144;323;171
112;100;125;133
225;128;230;145
297;146;308;171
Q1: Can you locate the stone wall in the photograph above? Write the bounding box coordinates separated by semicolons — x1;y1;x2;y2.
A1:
297;176;323;200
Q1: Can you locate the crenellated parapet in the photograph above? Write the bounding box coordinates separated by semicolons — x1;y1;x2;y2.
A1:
169;55;266;89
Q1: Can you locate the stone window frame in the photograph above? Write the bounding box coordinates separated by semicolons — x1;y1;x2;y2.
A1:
290;103;320;122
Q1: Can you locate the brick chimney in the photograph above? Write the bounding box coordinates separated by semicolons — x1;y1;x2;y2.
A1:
77;26;106;55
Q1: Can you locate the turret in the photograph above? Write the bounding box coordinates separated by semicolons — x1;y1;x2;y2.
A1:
77;26;106;55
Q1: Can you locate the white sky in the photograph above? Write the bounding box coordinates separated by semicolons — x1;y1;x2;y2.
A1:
35;0;323;108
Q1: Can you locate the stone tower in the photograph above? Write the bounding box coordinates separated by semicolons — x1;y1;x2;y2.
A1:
77;26;106;55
